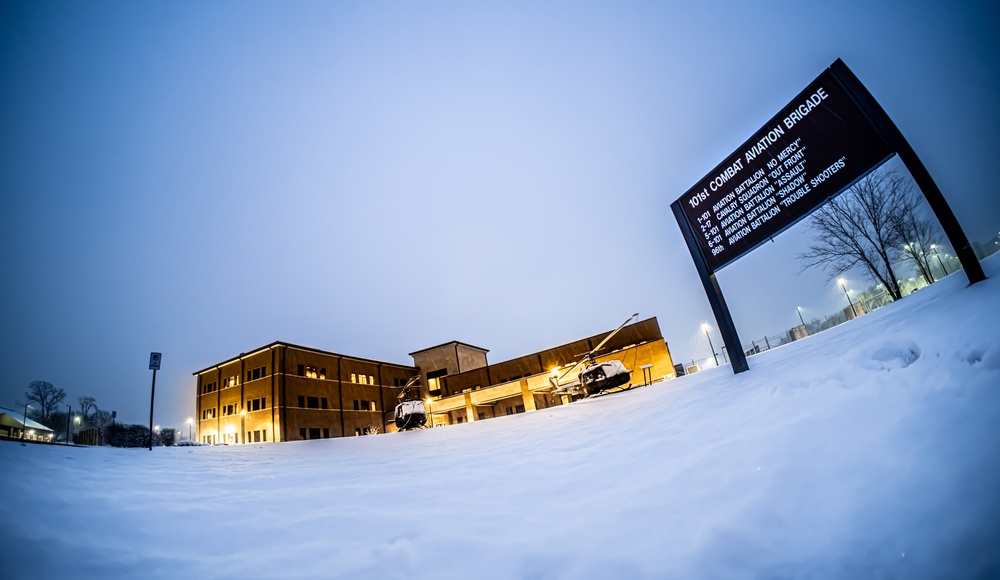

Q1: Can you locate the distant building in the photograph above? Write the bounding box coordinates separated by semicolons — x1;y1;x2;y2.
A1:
0;406;55;441
194;317;676;443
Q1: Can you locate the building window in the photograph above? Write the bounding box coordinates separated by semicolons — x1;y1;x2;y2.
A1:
427;369;447;397
323;428;330;438
201;381;217;395
351;373;357;383
298;364;304;376
456;416;464;423
309;428;320;439
368;375;375;385
298;396;305;408
307;396;319;409
478;412;486;420
245;365;266;382
321;397;328;409
306;366;319;379
353;400;375;411
515;404;525;414
505;407;513;415
300;428;306;439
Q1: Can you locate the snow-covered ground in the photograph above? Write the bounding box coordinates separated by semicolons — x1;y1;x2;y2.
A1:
2;257;999;579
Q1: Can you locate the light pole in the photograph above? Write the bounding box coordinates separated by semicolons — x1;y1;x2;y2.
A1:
20;403;32;441
838;278;857;317
66;404;72;445
701;323;719;366
930;244;948;276
796;306;806;327
187;417;194;441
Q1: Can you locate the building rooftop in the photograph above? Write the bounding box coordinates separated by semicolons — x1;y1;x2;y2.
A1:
408;341;490;357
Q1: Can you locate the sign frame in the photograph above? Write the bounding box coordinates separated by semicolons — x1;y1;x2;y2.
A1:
671;59;985;375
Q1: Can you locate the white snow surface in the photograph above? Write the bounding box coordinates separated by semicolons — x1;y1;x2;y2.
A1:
3;258;1000;579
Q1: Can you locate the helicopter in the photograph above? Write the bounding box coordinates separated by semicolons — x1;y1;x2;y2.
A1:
393;376;428;430
548;313;640;397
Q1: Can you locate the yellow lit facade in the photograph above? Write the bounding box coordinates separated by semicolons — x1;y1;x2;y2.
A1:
194;318;675;443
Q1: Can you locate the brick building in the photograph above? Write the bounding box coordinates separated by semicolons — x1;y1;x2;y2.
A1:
194;317;675;443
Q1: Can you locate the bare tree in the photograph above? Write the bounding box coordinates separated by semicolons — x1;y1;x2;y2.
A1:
24;380;67;425
78;396;98;425
892;190;940;285
799;169;909;300
92;409;113;428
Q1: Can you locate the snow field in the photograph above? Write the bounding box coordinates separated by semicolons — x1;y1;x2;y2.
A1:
1;256;998;579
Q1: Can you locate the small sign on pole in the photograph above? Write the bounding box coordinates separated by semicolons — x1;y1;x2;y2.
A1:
148;352;161;450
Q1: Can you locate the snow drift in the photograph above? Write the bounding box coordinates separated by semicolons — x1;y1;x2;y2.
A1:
2;257;999;579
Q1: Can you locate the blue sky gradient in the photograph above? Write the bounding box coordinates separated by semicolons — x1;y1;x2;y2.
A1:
2;1;998;428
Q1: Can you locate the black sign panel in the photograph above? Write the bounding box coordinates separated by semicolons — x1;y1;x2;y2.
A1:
675;69;892;271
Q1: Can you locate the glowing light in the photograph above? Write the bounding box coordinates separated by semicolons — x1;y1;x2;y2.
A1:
700;323;711;333
240;409;247;416
225;424;236;434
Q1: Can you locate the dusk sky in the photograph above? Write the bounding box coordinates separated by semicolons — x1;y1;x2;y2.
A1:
2;1;998;430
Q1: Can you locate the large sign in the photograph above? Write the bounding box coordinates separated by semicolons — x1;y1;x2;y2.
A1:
676;69;892;271
671;59;985;376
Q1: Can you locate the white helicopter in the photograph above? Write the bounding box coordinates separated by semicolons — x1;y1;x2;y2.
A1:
549;313;639;397
393;376;428;430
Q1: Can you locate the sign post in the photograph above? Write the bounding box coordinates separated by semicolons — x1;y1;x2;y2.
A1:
672;59;985;374
148;352;161;451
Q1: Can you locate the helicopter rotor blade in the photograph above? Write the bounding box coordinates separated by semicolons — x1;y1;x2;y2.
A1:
548;313;638;388
587;313;639;359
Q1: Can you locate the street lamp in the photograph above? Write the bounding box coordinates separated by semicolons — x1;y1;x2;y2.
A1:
796;306;806;327
20;403;32;441
65;404;72;445
701;323;719;366
240;409;247;444
838;278;857;317
930;244;948;276
187;417;194;441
